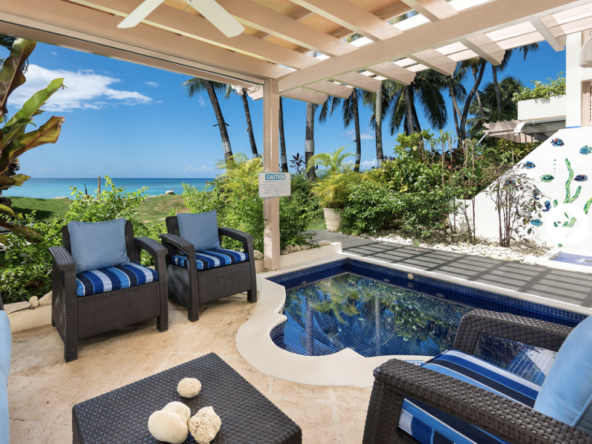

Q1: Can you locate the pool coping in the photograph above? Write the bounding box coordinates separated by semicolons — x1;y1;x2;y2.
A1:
236;253;592;387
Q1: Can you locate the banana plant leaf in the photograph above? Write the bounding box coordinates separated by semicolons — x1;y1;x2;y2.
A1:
0;174;30;190
0;204;15;217
0;220;43;243
5;78;64;127
2;117;34;147
0;38;36;117
0;116;64;172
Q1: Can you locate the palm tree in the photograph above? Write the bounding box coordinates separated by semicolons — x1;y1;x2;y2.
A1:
363;82;393;168
466;76;525;137
225;85;258;159
318;88;363;172
307;146;355;174
305;102;317;180
279;97;288;172
183;78;233;163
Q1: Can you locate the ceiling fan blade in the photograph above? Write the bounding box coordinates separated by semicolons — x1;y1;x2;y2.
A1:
118;0;166;28
187;0;245;38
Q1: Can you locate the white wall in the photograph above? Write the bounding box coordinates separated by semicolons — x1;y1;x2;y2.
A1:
518;96;566;122
454;127;592;252
566;33;592;127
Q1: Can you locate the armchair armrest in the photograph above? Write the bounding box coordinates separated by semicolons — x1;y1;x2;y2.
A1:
135;237;167;259
159;233;196;258
218;227;253;254
453;309;573;355
48;246;75;275
0;295;3;311
363;359;592;444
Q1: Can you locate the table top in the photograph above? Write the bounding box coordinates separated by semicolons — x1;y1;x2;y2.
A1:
73;353;302;444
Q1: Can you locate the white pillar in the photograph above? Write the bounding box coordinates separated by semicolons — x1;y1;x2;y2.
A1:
263;79;281;270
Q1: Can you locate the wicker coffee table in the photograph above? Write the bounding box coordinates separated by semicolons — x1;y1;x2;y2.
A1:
72;353;302;443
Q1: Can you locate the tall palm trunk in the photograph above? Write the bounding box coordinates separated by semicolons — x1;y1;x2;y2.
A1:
375;85;384;168
279;98;288;172
492;64;503;116
449;84;463;138
460;59;487;140
352;89;362;173
205;80;232;163
305;102;316;181
472;69;486;119
240;92;258;159
403;86;415;135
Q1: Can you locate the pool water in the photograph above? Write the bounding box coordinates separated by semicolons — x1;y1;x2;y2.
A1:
269;259;584;384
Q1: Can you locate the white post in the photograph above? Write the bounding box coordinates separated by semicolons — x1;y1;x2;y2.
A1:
263;79;281;270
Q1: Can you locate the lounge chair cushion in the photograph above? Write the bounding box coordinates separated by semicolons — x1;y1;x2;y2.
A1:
399;349;544;444
534;315;592;433
76;263;158;297
68;218;130;273
171;249;249;270
177;211;220;252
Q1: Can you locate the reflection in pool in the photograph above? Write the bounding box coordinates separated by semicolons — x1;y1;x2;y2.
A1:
272;273;471;357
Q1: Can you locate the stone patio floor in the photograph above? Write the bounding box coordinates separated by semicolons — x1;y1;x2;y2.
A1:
8;294;371;444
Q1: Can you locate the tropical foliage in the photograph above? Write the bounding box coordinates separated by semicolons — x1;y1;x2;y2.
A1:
512;72;566;102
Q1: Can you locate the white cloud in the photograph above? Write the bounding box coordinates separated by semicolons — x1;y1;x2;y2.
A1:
51;52;57;56
7;64;152;112
145;81;159;87
362;159;377;169
37;167;57;172
198;96;206;107
184;165;214;173
344;129;375;141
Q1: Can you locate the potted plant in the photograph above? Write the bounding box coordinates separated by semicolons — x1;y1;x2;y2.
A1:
308;147;359;232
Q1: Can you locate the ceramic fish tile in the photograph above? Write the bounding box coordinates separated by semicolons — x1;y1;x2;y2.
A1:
551;139;564;147
525;161;536;169
531;219;543;227
541;174;554;182
575;175;588;182
542;201;551;212
580;146;592;155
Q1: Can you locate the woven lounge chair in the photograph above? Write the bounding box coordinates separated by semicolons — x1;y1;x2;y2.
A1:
49;220;168;362
363;309;592;444
160;216;257;322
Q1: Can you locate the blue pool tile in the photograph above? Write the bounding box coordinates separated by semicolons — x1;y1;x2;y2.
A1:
552;252;592;267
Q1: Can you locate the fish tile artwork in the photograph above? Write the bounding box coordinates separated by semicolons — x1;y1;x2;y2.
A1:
541;174;555;182
580;146;592;155
542;201;551;212
534;189;542;200
531;219;543;227
551;138;565;147
575;175;588;182
525;161;536;169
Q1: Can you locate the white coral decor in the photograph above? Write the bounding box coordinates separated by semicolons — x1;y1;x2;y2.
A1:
147;410;188;444
188;406;222;444
163;401;191;424
177;377;202;398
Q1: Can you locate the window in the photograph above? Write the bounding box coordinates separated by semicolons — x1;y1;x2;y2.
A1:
583;81;592;126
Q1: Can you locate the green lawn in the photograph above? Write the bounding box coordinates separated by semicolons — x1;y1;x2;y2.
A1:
307;218;327;231
9;194;187;223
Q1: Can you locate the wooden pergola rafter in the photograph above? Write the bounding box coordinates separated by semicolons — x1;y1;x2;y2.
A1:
1;0;591;268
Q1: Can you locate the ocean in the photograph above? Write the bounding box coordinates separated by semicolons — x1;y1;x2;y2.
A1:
2;178;215;199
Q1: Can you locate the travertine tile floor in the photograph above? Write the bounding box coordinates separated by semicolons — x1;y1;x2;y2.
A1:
8;294;372;443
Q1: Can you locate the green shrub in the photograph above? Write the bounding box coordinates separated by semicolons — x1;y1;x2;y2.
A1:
0;177;165;303
397;187;460;238
343;182;399;233
512;72;565;102
183;154;315;252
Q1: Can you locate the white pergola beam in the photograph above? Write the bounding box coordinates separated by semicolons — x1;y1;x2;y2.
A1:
461;34;505;65
366;62;416;85
81;0;322;70
409;48;456;75
278;0;581;93
281;88;328;105
400;0;458;22
257;7;314;40
217;0;355;57
289;0;402;42
331;72;383;92
531;16;566;51
305;81;353;99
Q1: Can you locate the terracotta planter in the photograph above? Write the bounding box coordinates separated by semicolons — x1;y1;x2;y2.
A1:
323;208;343;232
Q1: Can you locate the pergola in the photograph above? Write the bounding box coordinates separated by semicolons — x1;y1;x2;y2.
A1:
1;0;591;268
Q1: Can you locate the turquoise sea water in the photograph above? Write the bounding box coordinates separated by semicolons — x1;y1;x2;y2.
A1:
3;178;215;199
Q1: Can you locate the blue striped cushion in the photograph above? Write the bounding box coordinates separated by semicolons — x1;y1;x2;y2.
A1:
76;263;158;297
399;349;545;444
171;248;249;270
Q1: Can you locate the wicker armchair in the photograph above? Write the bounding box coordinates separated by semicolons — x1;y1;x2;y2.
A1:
362;309;592;444
160;216;257;322
48;220;168;363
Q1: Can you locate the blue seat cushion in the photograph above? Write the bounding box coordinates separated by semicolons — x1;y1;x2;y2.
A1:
398;349;546;444
0;312;10;384
171;249;249;270
76;263;158;297
68;218;131;274
0;371;8;444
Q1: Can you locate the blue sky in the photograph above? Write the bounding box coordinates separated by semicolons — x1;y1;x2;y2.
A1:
5;40;566;178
